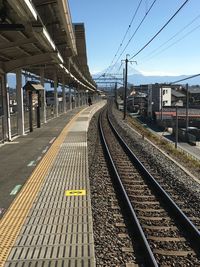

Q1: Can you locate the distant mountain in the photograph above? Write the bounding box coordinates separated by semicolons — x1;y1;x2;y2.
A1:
93;65;200;86
128;74;182;85
92;62;141;79
7;68;200;89
127;74;200;85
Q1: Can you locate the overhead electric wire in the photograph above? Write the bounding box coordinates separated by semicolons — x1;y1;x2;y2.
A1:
122;0;143;43
94;72;106;81
109;0;157;73
129;0;190;60
140;23;200;64
108;0;143;67
170;73;200;84
105;0;144;75
117;62;123;72
139;13;200;63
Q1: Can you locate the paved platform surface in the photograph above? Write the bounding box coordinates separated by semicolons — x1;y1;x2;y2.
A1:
0;106;83;219
0;101;105;267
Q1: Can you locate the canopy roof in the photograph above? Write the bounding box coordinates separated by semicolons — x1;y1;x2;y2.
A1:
0;0;96;91
24;81;44;91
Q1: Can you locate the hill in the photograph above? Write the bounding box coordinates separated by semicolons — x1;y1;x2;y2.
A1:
93;64;200;86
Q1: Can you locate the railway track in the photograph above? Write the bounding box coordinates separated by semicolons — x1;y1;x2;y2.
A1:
99;108;200;266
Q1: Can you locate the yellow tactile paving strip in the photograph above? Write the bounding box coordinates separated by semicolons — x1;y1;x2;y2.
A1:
0;109;86;267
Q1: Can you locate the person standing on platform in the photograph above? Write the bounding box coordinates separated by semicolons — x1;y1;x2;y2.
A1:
88;96;92;106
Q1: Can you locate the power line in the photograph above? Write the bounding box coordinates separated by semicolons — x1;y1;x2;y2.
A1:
117;62;123;72
105;0;144;74
170;73;200;84
109;0;157;73
94;72;107;81
140;23;200;65
110;0;143;65
139;13;200;63
129;0;190;60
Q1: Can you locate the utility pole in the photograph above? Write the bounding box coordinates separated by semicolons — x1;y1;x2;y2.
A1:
175;105;178;149
186;83;189;131
122;54;137;120
114;82;117;103
123;56;128;120
161;86;163;121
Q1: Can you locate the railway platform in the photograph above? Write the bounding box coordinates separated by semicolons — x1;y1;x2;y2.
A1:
0;101;105;267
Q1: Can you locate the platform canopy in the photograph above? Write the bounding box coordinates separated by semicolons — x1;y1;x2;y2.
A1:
0;0;96;91
73;24;94;85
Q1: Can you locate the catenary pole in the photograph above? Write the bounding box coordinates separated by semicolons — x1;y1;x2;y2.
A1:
186;83;189;131
122;55;137;120
123;56;128;120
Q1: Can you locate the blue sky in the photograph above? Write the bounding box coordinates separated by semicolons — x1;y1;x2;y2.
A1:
69;0;200;76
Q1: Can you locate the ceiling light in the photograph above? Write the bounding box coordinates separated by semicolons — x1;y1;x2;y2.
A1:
8;0;37;21
57;52;64;64
43;28;56;50
24;0;37;20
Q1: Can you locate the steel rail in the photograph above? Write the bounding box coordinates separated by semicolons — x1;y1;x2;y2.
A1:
107;111;200;254
99;110;159;267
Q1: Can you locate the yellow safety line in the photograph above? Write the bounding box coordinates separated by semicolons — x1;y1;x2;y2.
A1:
0;108;87;267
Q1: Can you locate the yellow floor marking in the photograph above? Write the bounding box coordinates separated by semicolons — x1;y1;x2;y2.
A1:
65;189;86;196
0;108;87;267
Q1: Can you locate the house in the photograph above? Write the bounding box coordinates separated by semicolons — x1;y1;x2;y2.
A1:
147;83;172;118
127;94;147;114
154;107;200;128
171;89;185;106
188;86;200;107
132;84;149;94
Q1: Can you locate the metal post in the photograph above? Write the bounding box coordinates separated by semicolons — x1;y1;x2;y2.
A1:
115;82;117;103
122;55;136;120
80;91;83;106
40;68;46;123
161;86;163;121
186;83;189;131
54;73;58;117
29;91;33;132
83;91;86;105
78;89;80;107
16;69;25;135
4;74;11;141
2;74;10;141
86;90;88;105
62;75;66;113
36;91;41;128
175;106;178;148
74;88;76;108
123;57;128;120
69;86;72;110
0;76;5;142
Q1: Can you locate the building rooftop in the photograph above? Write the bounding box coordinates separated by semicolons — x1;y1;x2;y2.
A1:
188;87;200;94
171;89;185;98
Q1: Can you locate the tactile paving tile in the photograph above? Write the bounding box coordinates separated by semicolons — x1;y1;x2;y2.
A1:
4;258;94;267
4;111;96;266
